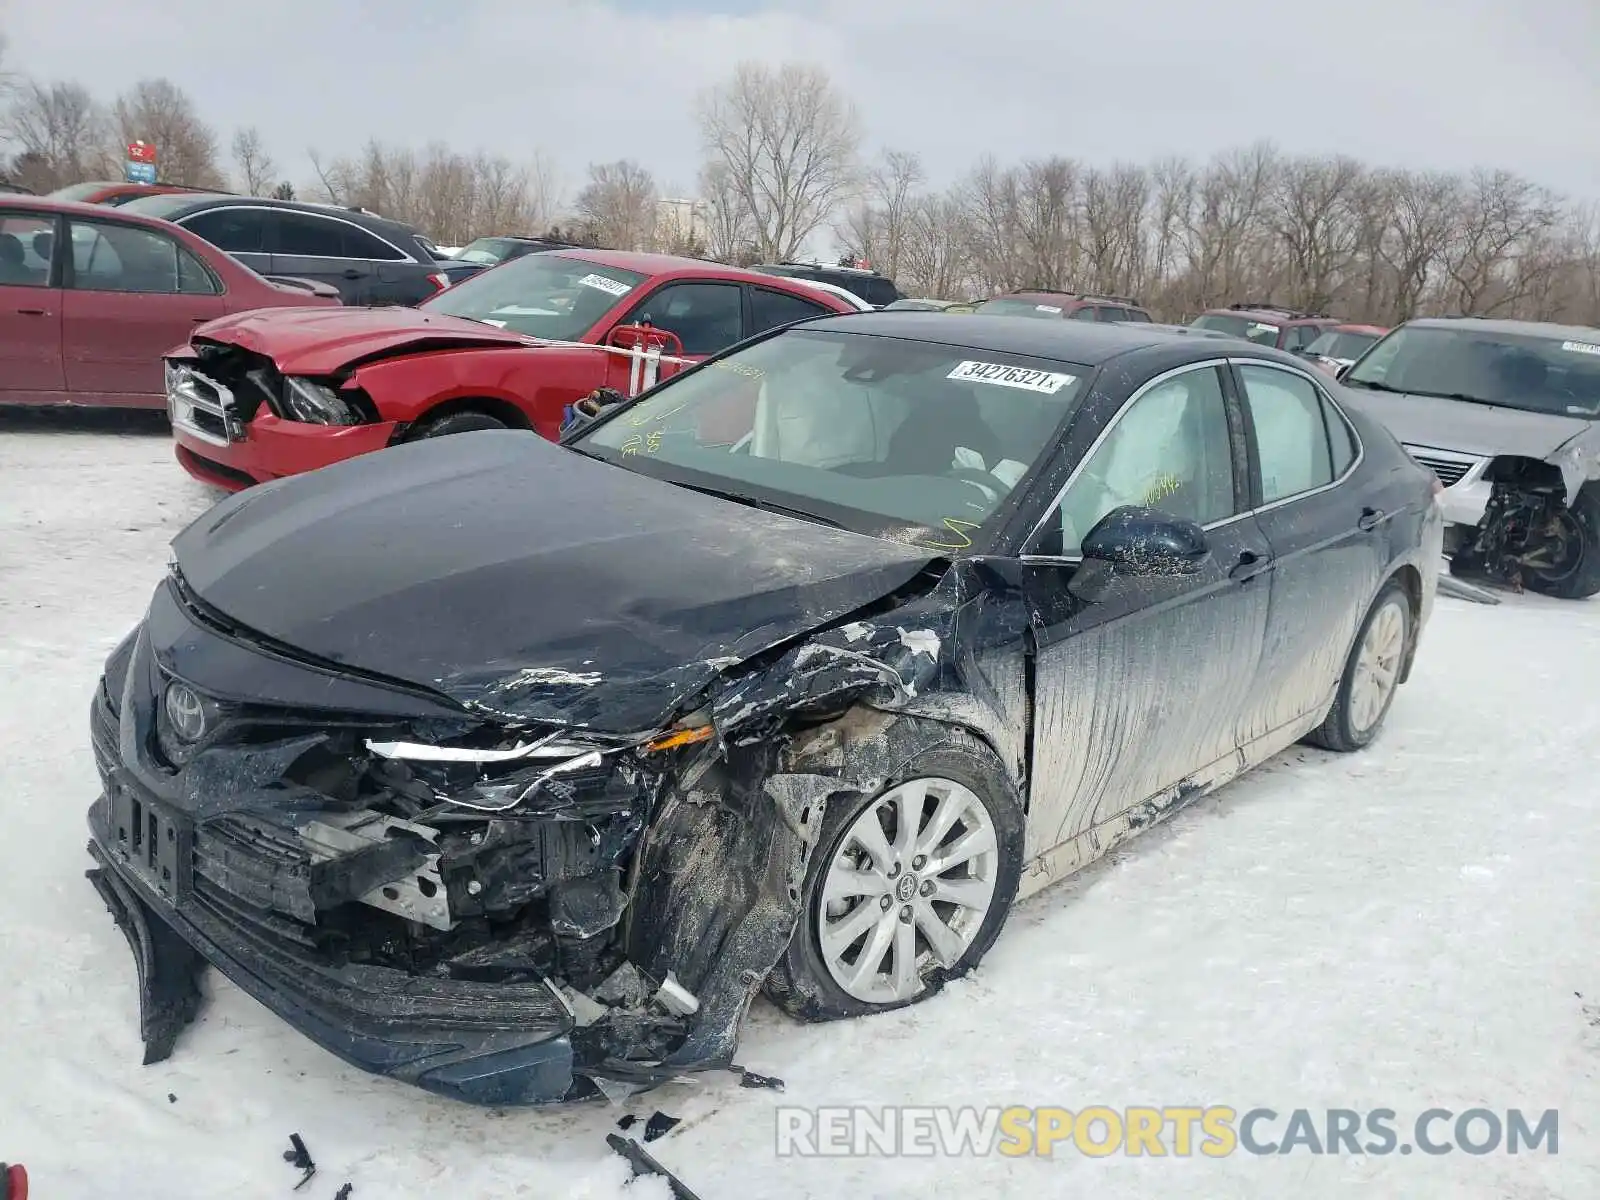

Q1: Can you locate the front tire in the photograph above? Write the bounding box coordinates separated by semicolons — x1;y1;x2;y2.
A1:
1523;484;1600;600
765;721;1024;1023
1306;578;1413;753
409;409;509;439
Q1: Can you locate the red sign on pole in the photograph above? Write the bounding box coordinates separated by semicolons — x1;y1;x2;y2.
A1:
126;140;157;164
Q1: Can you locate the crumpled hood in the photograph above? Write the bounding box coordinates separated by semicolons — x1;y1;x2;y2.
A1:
191;305;534;375
170;432;942;733
1338;385;1592;459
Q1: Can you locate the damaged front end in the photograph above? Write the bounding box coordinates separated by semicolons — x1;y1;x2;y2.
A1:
83;565;992;1106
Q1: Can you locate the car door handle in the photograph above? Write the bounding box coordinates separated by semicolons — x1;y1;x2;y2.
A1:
1230;549;1272;581
342;268;365;279
16;307;48;316
1358;506;1385;531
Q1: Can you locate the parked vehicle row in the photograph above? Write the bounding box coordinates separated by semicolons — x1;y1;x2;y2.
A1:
84;308;1445;1109
163;246;862;488
0;195;340;407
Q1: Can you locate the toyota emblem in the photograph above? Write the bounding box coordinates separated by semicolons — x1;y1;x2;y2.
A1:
164;682;207;742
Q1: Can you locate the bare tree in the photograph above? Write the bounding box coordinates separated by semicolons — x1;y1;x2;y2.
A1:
698;161;755;263
898;194;973;299
1440;169;1563;315
110;78;222;188
696;61;861;260
1269;155;1363;312
1;79;112;190
837;148;925;277
230;126;276;195
574;159;657;250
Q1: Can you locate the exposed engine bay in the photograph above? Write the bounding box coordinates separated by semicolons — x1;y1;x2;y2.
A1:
1448;457;1596;595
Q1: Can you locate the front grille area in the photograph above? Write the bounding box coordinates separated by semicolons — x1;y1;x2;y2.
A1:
1407;448;1483;488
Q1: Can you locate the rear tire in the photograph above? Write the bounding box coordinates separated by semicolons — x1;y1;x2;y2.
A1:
1306;579;1413;753
764;718;1024;1023
409;410;509;439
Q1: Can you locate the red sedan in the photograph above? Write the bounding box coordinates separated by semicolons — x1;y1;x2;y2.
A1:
0;196;339;410
163;248;860;491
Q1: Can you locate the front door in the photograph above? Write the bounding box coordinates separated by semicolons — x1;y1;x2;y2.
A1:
60;216;227;400
0;210;65;397
1230;360;1386;751
1020;362;1271;862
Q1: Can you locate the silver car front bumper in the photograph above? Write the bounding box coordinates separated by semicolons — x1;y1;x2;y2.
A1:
1404;445;1491;528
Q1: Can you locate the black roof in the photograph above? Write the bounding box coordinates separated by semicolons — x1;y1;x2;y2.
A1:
802;311;1279;367
116;192;425;242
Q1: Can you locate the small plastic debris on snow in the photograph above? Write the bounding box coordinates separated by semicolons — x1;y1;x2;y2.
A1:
167;1093;177;1103
733;1066;785;1091
281;1133;316;1190
333;1186;352;1200
618;1111;681;1141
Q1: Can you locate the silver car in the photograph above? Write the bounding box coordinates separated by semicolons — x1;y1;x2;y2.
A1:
1335;318;1600;598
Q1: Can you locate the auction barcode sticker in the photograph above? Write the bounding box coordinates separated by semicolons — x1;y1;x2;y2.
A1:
948;360;1077;394
578;273;633;297
1561;340;1600;356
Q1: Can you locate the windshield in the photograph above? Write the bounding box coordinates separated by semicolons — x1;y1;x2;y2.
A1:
1343;325;1600;418
454;237;526;265
573;327;1091;547
420;252;647;339
1307;330;1380;360
1190;313;1280;344
972;298;1068;319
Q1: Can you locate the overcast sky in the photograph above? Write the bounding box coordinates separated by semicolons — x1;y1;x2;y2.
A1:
4;0;1598;203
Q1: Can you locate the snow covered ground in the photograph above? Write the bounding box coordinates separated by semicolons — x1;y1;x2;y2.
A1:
2;412;1597;1200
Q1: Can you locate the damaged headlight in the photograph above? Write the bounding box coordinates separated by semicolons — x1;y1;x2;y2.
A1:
281;376;359;425
368;733;615;814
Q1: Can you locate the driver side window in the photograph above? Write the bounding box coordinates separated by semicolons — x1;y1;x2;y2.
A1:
622;282;744;356
1035;365;1238;556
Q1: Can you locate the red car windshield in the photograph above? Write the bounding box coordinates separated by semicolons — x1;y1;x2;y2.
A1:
421;252;648;340
1307;330;1380;360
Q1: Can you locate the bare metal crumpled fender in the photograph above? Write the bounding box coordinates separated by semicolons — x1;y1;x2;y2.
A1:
1552;424;1600;504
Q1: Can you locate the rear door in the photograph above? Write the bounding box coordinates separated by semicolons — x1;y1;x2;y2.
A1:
0;210;66;397
1228;358;1384;752
267;210;424;306
173;206;273;277
746;283;833;335
60;215;227;400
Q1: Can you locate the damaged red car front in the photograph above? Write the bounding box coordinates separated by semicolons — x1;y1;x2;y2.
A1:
163;249;858;491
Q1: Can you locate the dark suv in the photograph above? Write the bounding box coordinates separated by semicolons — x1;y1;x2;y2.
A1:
116;193;461;306
971;289;1155;323
751;260;902;307
1189;303;1341;353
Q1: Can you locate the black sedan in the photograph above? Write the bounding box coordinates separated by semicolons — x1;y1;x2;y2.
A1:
84;313;1443;1106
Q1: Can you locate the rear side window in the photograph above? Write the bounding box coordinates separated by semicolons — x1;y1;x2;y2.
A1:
749;286;831;334
181;208;267;254
340;223;409;261
1324;396;1357;475
273;212;346;257
66;218;220;295
1071;306;1098;321
1237;364;1336;502
863;277;899;306
1123;308;1153;323
0;214;56;287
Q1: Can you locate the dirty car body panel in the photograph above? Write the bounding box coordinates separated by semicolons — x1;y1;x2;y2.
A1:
86;314;1440;1104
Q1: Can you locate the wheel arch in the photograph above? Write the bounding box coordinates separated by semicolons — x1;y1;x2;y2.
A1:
399;394;535;439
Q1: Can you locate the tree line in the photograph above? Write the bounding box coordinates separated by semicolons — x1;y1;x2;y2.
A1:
2;32;1595;327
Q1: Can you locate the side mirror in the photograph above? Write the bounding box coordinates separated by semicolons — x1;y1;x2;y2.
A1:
1334;363;1350;381
1081;505;1210;576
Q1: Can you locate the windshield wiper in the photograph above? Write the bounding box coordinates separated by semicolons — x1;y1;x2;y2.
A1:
1345;379;1500;407
667;479;846;529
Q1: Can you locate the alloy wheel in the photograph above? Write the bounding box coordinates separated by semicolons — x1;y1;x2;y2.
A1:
1350;599;1406;734
816;777;1000;1005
